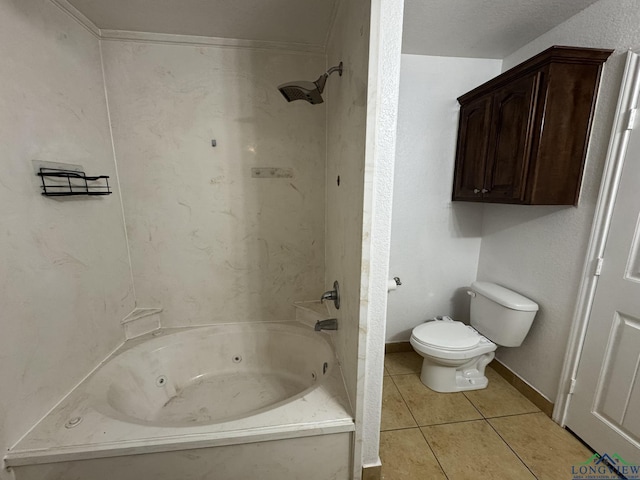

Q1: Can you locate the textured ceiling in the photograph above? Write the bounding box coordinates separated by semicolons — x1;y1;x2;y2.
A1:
67;0;603;58
402;0;602;58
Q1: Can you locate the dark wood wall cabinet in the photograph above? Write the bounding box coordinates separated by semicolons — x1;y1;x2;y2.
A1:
452;46;613;205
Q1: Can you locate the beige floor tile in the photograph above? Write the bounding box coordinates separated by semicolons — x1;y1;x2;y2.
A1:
381;377;416;431
489;412;593;480
383;367;390;376
393;374;482;426
463;367;540;418
385;352;422;375
380;428;446;480
422;420;536;480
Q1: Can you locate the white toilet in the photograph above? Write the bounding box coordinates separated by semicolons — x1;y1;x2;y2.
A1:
410;282;538;393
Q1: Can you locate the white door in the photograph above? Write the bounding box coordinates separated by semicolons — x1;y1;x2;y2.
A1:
565;54;640;461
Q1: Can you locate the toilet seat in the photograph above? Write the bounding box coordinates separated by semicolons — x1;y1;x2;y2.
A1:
410;320;496;360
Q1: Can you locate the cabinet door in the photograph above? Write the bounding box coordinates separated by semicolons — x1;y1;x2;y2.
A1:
483;73;540;203
452;95;492;201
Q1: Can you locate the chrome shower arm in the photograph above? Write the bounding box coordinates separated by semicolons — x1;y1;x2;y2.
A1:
314;62;343;94
326;63;343;76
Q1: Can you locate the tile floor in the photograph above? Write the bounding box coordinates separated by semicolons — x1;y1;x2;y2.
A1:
380;351;593;480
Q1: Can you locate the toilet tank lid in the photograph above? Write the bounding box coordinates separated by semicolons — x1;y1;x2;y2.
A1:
471;282;539;312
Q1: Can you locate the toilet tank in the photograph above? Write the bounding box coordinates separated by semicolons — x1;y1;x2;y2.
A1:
469;282;539;347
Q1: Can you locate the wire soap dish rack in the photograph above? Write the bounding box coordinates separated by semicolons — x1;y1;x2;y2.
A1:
37;167;112;197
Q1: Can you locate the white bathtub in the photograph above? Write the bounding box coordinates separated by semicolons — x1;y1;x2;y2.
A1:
5;322;354;480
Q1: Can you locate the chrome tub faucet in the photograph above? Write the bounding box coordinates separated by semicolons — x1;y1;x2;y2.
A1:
320;281;340;309
315;318;338;331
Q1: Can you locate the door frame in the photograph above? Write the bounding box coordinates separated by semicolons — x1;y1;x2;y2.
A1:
555;49;640;424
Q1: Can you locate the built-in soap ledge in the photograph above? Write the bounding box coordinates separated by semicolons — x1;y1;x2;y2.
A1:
121;308;162;339
293;301;331;329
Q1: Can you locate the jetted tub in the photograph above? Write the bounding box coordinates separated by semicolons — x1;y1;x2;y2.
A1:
5;322;354;480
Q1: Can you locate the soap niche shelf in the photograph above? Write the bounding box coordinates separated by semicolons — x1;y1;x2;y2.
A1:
37;167;112;197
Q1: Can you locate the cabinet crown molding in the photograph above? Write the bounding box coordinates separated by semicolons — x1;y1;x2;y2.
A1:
458;46;613;104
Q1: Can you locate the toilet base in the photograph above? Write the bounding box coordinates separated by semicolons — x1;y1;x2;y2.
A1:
418;352;495;393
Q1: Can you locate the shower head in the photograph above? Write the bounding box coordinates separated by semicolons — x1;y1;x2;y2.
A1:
278;62;343;105
278;80;325;104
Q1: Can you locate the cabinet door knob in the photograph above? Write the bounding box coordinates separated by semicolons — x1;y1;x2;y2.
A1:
481;188;490;193
473;188;480;194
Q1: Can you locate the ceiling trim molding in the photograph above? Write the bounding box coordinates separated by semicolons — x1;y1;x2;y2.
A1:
50;0;101;38
49;0;327;55
100;29;326;55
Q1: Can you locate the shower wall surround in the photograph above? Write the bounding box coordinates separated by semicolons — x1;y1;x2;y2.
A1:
2;1;376;476
325;0;371;419
0;1;135;477
101;42;327;327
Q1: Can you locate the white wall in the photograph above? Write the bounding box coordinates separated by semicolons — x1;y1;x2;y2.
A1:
0;1;134;476
477;0;640;400
325;0;405;475
386;55;501;341
101;41;326;327
358;0;404;472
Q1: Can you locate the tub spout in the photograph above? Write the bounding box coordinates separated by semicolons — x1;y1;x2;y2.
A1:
315;318;338;331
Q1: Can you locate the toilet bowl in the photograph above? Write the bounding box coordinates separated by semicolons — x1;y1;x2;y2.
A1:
410;317;496;392
410;282;538;393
